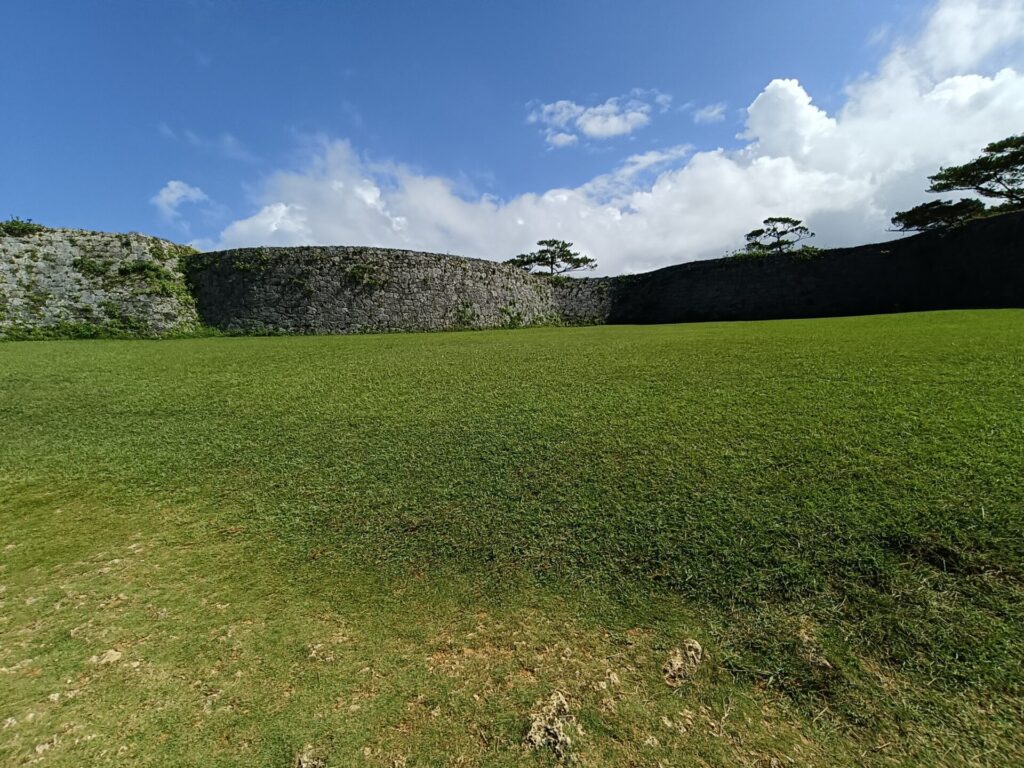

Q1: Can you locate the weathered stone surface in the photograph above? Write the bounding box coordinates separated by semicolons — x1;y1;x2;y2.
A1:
3;211;1022;340
551;276;618;325
0;229;199;337
185;246;562;334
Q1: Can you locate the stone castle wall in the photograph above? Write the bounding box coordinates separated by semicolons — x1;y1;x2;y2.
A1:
184;246;560;334
0;229;198;338
2;212;1022;340
550;276;617;325
604;211;1024;324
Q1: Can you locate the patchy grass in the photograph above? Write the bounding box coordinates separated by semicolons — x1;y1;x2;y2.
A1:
1;310;1022;766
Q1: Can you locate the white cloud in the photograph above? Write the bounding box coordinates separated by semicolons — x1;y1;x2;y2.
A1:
216;202;309;246
530;100;582;130
528;90;666;147
574;100;651;138
150;180;208;220
693;103;727;124
911;0;1024;76
579;145;693;201
208;0;1024;276
547;132;579;148
654;92;674;111
739;80;837;158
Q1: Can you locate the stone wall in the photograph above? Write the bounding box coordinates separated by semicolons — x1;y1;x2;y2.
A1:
604;211;1024;324
550;277;617;325
184;246;560;334
0;229;199;338
3;212;1022;340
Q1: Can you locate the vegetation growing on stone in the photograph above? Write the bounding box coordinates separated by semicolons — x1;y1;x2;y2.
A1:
71;255;113;277
499;304;525;328
452;299;479;328
116;258;188;299
0;230;200;338
230;248;276;273
343;261;387;289
0;216;46;237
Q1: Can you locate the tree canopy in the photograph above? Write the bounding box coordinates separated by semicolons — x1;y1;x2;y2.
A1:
890;198;986;232
928;134;1024;208
740;217;815;256
505;239;597;275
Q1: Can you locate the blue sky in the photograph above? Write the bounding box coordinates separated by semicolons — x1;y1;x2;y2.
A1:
3;1;1023;273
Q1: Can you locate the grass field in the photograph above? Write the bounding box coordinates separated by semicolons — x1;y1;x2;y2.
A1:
1;310;1022;767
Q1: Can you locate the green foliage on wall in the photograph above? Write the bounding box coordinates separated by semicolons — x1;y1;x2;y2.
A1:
0;217;46;237
72;256;113;277
344;262;387;289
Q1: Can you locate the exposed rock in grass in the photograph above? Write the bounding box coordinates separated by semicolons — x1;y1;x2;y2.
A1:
661;710;695;734
293;743;325;768
89;649;122;665
307;643;335;662
525;690;581;762
662;639;703;687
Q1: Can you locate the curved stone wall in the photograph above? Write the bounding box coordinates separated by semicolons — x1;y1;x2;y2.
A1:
0;228;199;338
185;246;560;334
4;212;1021;340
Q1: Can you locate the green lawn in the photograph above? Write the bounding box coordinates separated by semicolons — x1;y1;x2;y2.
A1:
1;310;1022;766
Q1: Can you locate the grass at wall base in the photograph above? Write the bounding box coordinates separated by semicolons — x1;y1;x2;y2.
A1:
1;310;1022;766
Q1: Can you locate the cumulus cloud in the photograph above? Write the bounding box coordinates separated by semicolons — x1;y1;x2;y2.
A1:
528;90;668;146
150;180;208;220
207;0;1024;276
693;103;727;124
911;0;1024;75
739;80;837;158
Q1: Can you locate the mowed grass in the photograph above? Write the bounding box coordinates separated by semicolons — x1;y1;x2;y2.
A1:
1;310;1022;766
